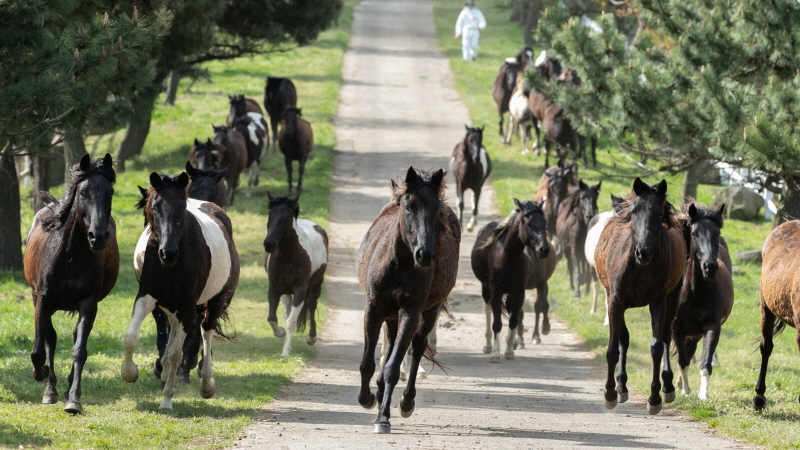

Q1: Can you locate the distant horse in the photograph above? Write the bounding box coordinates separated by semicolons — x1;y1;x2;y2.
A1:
211;126;248;205
527;50;563;155
492;47;533;140
278;106;313;193
450;125;491;232
233;114;269;197
751;218;800;410
186;161;229;209
557;179;601;299
505;74;534;154
189;138;220;173
472;199;556;358
673;203;733;401
265;77;298;149
263;191;328;356
123;172;239;410
595;178;685;415
356;167;460;434
584;193;625;321
227;94;263;128
534;161;579;242
24;153;119;414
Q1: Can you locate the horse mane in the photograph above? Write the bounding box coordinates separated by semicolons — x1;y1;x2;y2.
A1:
391;168;447;203
562;187;583;216
136;174;187;226
40;157;116;231
613;191;679;229
268;195;300;219
480;210;519;249
684;202;724;229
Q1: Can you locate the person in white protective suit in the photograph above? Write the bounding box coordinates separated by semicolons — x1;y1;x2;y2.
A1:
454;0;486;61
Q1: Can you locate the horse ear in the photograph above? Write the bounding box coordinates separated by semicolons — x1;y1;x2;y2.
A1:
465;124;470;131
405;166;418;183
103;153;113;166
716;203;725;217
479;125;485;131
513;198;523;211
177;172;189;190
430;169;444;189
79;153;91;171
185;161;196;177
149;172;162;188
194;138;201;146
267;190;274;201
656;179;668;197
595;181;602;191
688;203;698;219
137;185;148;199
292;190;302;203
544;171;552;178
390;179;398;193
297;108;302;116
216;166;229;182
632;177;648;196
533;199;544;209
579;179;588;190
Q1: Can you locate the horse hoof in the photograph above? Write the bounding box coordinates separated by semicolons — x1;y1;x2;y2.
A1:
515;340;525;350
42;393;59;404
373;423;391;434
200;377;216;399
361;393;377;410
417;371;427;380
531;336;541;345
400;400;415;418
159;399;173;410
153;361;162;379
121;364;139;383
663;390;676;403
647;401;662;415
306;336;317;346
178;374;191;385
489;356;501;363
64;401;82;415
482;345;492;354
274;327;286;338
505;352;515;360
542;323;550;335
32;365;50;382
604;398;617;409
754;395;767;411
466;224;474;232
619;392;629;404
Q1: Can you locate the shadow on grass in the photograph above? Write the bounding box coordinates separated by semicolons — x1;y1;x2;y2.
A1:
0;423;52;448
127;144;192;173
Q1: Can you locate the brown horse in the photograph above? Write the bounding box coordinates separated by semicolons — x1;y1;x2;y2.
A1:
527;50;563;156
211;125;248;205
556;179;601;299
264;77;298;149
534;161;579;242
233;116;268;197
673;203;733;401
492;47;533;141
186;161;229;210
450;125;491;232
752;219;800;410
595;178;685;415
226;94;263;127
263;191;328;356
278;106;313;193
24;153;119;414
356;167;460;434
472;199;556;355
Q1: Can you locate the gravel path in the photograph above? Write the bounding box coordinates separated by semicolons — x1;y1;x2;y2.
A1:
234;1;747;448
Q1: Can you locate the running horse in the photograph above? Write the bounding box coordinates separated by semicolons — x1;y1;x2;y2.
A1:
492;46;533;141
24;153;119;414
534;160;579;248
450;125;491;232
264;77;298;150
594;178;685;415
556;179;601;299
278;106;313;193
356;167;460;434
122;172;239;410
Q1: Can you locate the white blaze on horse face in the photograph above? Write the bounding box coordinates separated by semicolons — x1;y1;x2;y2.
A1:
186;199;232;305
282;301;304;357
479;147;488;181
294;219;328;275
133;225;151;282
534;50;547;67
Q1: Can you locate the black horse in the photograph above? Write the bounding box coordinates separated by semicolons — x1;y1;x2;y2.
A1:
450;125;491;232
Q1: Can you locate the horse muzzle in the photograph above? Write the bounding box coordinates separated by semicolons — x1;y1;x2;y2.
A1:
414;248;435;268
537;245;550;259
158;247;179;267
634;246;653;266
88;230;109;251
702;261;718;279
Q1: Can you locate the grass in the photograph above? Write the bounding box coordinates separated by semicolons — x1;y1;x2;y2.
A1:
434;1;800;448
0;1;356;448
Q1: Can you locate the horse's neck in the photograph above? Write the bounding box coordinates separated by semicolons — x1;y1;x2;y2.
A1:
277;219;301;253
500;221;526;259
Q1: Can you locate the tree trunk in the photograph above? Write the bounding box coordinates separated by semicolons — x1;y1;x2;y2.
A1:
509;0;521;22
114;89;158;171
681;163;702;205
62;130;87;183
165;70;180;106
32;149;50;212
775;175;800;227
0;153;23;272
523;0;542;46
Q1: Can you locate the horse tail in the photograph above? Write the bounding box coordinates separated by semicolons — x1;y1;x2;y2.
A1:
751;318;787;347
213;291;236;342
423;344;449;375
296;300;311;333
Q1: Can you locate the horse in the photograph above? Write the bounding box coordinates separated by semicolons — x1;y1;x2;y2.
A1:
186;161;229;209
211;126;248;205
450;125;491;232
226;94;263;128
584;193;625;321
594;178;685;415
527;50;563;155
356;167;460;434
122;171;239;410
492;47;533;141
673;203;733;401
264;77;298;149
24;153;118;414
505;73;534;154
472;199;556;358
534;160;579;243
556;179;601;299
751;218;800;410
278;106;313;194
263;191;328;357
233;115;268;196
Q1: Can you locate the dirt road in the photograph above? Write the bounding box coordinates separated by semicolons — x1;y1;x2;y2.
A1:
234;1;745;448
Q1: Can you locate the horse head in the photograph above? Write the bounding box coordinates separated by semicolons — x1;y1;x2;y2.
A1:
504;62;519;92
533;50;563;81
557;68;582;88
70;153;116;251
575;179;601;224
191;138;220;171
686;203;725;279
625;177;673;266
517;46;534;69
263;190;301;253
515;198;550;259
186;161;227;204
283;106;302;137
228;94;246;121
392;167;445;268
611;193;625;213
545;164;575;211
464;125;484;163
141;172;190;267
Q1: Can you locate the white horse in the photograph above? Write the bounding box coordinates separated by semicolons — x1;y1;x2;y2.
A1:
505;75;534;155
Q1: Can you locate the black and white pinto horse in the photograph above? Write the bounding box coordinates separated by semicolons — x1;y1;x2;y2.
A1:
122;172;239;410
450;125;491;232
263;192;328;357
233;115;269;197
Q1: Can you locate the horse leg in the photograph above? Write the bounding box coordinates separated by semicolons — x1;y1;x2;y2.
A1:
416;319;438;380
504;115;516;147
590;268;598;315
31;298;53;382
505;296;523;360
151;308;169;379
544;140;551;169
498;111;505;141
481;285;493;353
271;118;279;152
604;297;622;409
121;295;157;383
400;307;440;418
570;246;581;299
515;309;525;349
297;158;306;192
489;290;504;363
178;312;203;385
281;286;308;357
377;319;397;404
532;119;541;156
468;188;481;233
698;326;721;400
267;288;286;338
375;305;420;434
159;309;188;410
519;119;528;155
646;300;667;414
565;250;575;292
63;300;98;414
661;289;678;403
247;161;259;199
198;322;216;399
456;187;465;229
42;319;58;404
754;299;776;410
284;157;294;194
673;323;691;394
306;281;322;345
358;303;381;410
537;281;551;339
616;320;630;403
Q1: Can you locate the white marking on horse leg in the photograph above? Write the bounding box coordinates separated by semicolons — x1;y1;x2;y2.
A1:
491;332;501;362
380;322;388;368
159;309;186;410
467;192;477;232
680;366;691;395
590;280;597;315
505;326;516;359
199;327;216;398
483;302;493;353
282;301;304;357
698;368;710;400
603;289;610;326
121;295;156;383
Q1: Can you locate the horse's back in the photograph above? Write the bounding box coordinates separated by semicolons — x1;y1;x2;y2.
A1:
296;218;329;277
471;220;499;284
761;220;800;327
245;98;263;115
187;200;238;304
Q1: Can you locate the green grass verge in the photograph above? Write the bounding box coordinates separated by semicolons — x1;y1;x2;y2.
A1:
435;1;800;448
0;2;356;448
